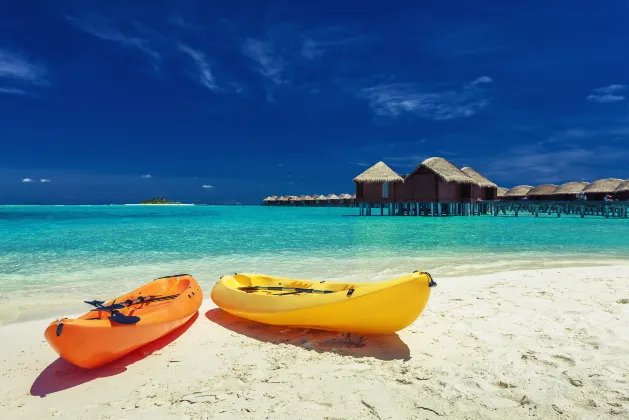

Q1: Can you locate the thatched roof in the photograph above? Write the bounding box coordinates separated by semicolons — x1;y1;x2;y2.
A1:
316;195;327;200
614;180;629;193
583;178;624;194
277;196;290;201
303;195;315;200
408;157;473;184
504;185;533;197
353;161;403;183
461;167;497;188
263;196;276;201
552;182;588;195
327;194;340;199
497;187;508;197
527;184;558;196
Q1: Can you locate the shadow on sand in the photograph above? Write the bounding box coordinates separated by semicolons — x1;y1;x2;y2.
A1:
30;312;199;397
205;308;410;361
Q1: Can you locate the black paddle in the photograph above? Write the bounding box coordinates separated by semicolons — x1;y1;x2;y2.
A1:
85;298;141;325
83;294;180;325
84;294;180;312
109;310;141;325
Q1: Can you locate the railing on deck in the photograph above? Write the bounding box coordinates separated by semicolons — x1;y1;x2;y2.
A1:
357;200;629;218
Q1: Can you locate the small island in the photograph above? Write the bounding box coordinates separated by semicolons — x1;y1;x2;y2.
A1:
140;197;179;205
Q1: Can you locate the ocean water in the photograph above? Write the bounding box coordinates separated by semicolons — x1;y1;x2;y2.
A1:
1;205;629;324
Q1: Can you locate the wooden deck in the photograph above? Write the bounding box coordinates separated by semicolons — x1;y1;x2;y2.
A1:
358;201;629;218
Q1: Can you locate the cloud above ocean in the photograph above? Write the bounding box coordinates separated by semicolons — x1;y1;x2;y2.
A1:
358;77;493;120
586;84;626;103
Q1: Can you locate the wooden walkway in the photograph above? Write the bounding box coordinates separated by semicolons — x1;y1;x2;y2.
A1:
358;201;629;218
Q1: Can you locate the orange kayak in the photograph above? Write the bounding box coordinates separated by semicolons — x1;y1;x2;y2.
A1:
44;274;203;369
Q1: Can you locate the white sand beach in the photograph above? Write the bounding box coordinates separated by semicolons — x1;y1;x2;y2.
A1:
1;265;628;419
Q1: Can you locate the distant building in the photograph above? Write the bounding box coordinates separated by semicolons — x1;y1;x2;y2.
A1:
526;184;559;201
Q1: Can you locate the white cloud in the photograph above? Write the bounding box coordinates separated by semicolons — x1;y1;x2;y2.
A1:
0;50;47;95
359;77;492;120
468;76;493;86
586;94;624;103
178;44;220;92
242;39;285;85
350;160;372;167
0;50;46;83
593;84;626;94
0;87;27;95
40;179;51;183
300;30;360;60
140;174;152;179
22;178;33;183
66;16;160;62
202;184;214;189
586;84;626;103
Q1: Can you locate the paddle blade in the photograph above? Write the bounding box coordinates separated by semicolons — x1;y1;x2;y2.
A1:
109;311;141;325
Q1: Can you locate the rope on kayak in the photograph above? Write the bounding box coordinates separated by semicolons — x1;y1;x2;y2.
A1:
415;271;438;288
153;273;191;280
238;286;334;295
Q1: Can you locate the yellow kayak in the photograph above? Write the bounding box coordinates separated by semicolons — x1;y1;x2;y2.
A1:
210;271;436;334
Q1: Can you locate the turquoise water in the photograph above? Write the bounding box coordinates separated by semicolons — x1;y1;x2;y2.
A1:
1;205;629;323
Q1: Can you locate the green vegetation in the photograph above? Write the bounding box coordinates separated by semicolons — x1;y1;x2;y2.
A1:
140;197;177;204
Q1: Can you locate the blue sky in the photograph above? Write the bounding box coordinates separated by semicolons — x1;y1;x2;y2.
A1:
1;0;629;204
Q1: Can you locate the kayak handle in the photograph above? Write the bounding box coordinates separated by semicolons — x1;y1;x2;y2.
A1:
415;271;437;288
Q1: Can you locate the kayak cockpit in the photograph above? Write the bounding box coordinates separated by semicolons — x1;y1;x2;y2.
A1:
228;274;356;296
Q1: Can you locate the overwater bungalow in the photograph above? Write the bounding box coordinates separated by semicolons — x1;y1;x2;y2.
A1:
353;161;404;203
293;196;308;206
551;182;588;201
398;157;474;202
497;187;508;199
503;185;533;201
303;195;315;206
315;195;328;206
461;167;498;200
526;184;558;201
262;196;277;206
327;194;340;207
338;193;355;207
614;180;629;200
582;178;624;201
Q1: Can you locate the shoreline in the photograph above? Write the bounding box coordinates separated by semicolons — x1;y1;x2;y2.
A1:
3;259;629;326
1;265;628;419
